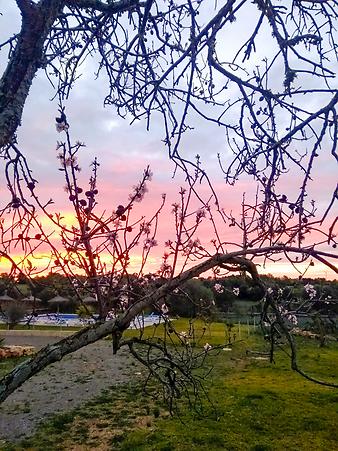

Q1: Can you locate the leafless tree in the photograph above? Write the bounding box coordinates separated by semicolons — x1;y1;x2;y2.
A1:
0;1;337;405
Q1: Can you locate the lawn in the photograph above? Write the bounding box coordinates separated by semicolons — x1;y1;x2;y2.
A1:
1;320;337;450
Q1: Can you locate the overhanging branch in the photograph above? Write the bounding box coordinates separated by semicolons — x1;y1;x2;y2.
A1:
0;245;336;403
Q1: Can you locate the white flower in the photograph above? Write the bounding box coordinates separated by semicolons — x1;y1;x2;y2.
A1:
304;283;317;299
233;287;240;296
55;121;69;133
161;303;169;315
214;283;224;294
106;311;115;320
203;343;212;352
120;293;128;309
278;306;298;326
267;287;273;295
288;314;298;325
178;331;188;340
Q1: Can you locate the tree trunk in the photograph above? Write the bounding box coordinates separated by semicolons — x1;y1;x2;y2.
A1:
0;1;64;148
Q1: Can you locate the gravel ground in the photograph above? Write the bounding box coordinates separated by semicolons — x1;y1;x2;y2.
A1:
0;335;140;442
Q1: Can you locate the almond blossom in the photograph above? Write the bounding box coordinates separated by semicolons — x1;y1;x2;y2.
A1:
214;283;224;294
233;287;240;296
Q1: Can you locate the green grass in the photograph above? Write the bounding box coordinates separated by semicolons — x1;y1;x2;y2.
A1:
0;356;27;378
1;320;337;451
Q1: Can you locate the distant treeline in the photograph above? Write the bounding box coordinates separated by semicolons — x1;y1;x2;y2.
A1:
0;272;336;317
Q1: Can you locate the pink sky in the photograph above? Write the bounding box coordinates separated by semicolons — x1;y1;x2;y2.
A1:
0;76;336;280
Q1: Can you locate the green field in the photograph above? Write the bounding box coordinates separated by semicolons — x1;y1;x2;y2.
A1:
1;320;337;450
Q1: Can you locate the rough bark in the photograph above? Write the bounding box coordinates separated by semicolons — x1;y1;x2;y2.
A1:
0;0;140;148
66;0;140;14
0;1;64;148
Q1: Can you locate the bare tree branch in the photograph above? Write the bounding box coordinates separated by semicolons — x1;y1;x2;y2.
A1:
0;244;336;403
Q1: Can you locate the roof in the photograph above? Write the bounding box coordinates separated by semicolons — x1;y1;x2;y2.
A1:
47;295;71;305
82;295;98;304
0;292;15;301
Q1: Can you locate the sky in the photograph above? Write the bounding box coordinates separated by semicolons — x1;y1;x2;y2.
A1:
0;2;337;280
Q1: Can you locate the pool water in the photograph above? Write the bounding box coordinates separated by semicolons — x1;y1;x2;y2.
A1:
20;313;162;328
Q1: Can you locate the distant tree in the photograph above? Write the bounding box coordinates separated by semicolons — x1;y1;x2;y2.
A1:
167;279;215;317
214;290;235;313
1;302;27;329
36;286;56;303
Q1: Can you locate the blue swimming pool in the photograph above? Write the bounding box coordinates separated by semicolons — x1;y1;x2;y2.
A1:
55;314;78;320
20;313;162;328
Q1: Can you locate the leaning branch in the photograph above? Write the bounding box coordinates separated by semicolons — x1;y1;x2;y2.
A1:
0;245;336;403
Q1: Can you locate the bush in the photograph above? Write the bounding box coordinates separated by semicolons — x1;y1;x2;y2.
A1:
1;302;27;329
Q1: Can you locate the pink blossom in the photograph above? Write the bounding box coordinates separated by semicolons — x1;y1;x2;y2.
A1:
171;203;179;214
178;331;188;340
144;168;153;181
214;283;224;294
140;222;151;234
196;208;206;220
144;238;157;249
304;283;317;299
130;181;148;203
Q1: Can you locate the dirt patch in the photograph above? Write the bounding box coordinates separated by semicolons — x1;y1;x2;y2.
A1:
0;335;141;443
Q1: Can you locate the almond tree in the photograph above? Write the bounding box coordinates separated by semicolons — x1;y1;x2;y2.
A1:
0;117;337;405
0;1;337;404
